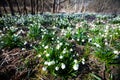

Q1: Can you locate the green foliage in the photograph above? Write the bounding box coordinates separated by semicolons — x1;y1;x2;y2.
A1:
28;23;41;41
0;29;23;49
37;38;81;79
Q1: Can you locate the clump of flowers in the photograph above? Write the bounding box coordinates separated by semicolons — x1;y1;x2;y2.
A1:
37;38;82;79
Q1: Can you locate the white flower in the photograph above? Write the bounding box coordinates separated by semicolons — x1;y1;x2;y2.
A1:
82;58;85;65
77;38;80;41
55;66;59;71
24;41;27;45
93;43;101;48
44;61;49;65
37;54;41;57
82;39;85;42
59;43;63;46
46;54;50;57
105;42;108;45
88;38;92;42
30;44;33;47
59;55;63;59
45;45;48;49
73;63;79;70
113;50;119;55
61;63;66;69
22;48;25;51
70;48;73;52
42;67;47;71
74;59;78;63
63;48;67;54
50;61;55;65
56;44;60;49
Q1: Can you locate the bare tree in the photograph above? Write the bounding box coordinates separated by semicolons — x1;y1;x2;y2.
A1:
23;0;27;14
36;0;39;13
0;7;2;17
15;0;21;14
0;0;7;14
6;0;15;15
53;0;56;13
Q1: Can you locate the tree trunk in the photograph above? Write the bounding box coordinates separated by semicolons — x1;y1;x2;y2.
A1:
36;0;39;13
0;7;2;17
15;0;21;15
24;0;27;14
53;0;56;13
6;0;15;15
31;0;34;14
0;0;8;14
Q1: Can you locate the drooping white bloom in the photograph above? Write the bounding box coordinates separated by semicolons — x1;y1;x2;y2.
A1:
37;54;41;57
82;39;85;42
61;63;66;69
59;55;63;59
105;42;108;45
22;48;25;51
73;63;79;70
77;38;80;41
74;59;78;63
44;61;49;65
45;45;48;49
113;50;119;55
55;66;59;71
63;48;67;54
42;67;47;71
56;44;61;49
93;43;101;48
59;43;63;46
88;38;92;42
24;41;27;45
82;58;85;65
46;54;50;57
70;48;73;52
50;61;55;65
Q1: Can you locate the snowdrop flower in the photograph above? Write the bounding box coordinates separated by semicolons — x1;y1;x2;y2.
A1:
59;43;63;46
77;38;80;41
82;39;85;42
42;67;47;71
37;54;41;58
76;53;79;56
74;59;78;63
46;54;50;57
0;30;2;33
44;61;49;65
59;55;63;59
55;66;59;71
82;58;85;65
22;48;25;51
47;61;55;66
105;42;108;45
73;63;79;70
88;38;92;42
56;44;60;49
51;61;55;65
61;63;66;69
110;35;112;37
45;45;48;49
93;43;101;48
70;48;73;52
53;26;56;29
113;50;119;55
63;48;67;54
30;44;32;47
1;34;4;37
24;41;27;45
52;38;54;40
